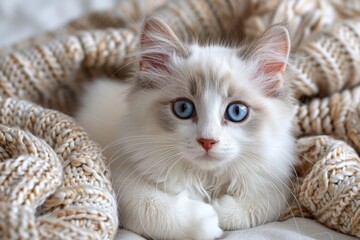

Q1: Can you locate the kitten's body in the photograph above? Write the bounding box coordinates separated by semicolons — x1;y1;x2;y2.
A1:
78;18;296;240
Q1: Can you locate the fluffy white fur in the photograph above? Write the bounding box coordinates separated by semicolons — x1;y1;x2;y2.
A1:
77;17;296;240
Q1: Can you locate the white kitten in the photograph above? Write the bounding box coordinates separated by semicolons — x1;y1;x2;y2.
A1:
77;17;296;240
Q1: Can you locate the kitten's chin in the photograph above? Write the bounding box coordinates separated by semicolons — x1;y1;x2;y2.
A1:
192;153;226;170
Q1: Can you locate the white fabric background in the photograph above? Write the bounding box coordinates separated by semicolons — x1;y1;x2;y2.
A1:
0;1;357;239
0;0;123;47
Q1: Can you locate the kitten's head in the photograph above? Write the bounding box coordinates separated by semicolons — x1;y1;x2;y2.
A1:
126;17;294;170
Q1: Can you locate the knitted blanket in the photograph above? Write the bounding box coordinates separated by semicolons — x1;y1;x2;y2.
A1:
0;0;359;239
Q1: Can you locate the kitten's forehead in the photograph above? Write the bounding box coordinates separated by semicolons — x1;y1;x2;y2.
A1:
187;68;231;98
177;45;246;98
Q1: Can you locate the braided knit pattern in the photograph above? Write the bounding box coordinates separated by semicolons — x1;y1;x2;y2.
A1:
296;136;360;236
0;98;117;239
0;0;359;238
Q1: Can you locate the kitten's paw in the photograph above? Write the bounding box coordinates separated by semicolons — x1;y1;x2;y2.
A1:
212;195;253;230
187;201;223;240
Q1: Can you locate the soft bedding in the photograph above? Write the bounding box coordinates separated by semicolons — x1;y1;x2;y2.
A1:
117;218;357;240
0;0;358;239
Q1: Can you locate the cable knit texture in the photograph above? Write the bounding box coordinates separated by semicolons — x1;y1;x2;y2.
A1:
0;0;359;238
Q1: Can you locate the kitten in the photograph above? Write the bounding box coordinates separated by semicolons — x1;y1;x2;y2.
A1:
77;17;296;240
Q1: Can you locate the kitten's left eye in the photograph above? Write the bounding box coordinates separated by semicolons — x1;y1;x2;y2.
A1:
172;99;195;119
225;102;248;122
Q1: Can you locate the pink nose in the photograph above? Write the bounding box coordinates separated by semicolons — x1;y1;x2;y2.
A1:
197;138;217;151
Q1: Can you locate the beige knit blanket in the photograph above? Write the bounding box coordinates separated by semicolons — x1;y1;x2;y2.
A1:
0;0;359;239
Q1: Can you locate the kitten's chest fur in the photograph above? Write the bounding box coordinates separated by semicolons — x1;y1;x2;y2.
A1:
147;161;240;202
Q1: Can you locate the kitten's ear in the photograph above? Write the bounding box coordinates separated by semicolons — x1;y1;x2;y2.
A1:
139;17;188;72
250;25;290;96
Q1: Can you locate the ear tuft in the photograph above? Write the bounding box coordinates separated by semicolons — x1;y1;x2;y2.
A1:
250;25;290;96
140;17;187;72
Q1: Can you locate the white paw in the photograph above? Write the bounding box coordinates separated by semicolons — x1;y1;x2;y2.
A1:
186;201;223;240
212;195;240;229
212;195;266;230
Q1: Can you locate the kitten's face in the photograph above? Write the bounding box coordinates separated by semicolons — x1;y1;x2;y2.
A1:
126;17;293;170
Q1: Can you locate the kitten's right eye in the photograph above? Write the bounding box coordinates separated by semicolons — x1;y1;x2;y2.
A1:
225;102;248;122
172;99;195;119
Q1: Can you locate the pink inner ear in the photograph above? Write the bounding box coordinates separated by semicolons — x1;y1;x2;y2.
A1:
259;43;289;75
255;27;289;76
255;59;286;96
262;61;286;74
140;30;170;72
140;52;169;71
252;27;290;96
139;17;181;73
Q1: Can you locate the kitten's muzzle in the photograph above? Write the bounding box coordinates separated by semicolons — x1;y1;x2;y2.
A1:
197;138;218;151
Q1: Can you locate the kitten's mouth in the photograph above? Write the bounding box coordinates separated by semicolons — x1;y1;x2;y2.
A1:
198;152;219;161
193;152;224;169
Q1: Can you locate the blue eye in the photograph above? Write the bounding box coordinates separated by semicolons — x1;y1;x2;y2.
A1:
225;102;248;122
172;99;195;119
